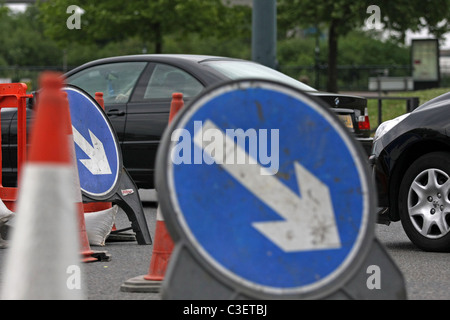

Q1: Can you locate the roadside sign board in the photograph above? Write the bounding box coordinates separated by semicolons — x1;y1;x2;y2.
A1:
64;86;120;198
156;79;405;299
63;85;152;245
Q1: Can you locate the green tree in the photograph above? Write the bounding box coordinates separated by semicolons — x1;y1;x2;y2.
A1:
278;0;450;92
338;30;410;66
38;0;251;53
0;4;61;67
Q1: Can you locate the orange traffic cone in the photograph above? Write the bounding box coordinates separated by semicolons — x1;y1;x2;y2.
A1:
61;91;110;263
143;206;174;281
1;72;85;299
168;92;184;123
120;93;183;293
94;91;105;109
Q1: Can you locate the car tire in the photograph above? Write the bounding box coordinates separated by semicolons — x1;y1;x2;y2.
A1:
398;152;450;252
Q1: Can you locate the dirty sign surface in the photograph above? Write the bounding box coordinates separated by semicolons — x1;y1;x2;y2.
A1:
64;86;120;198
160;79;373;296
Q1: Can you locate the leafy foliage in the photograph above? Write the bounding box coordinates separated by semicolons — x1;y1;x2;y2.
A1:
277;0;450;91
0;5;61;67
38;0;251;52
0;1;447;93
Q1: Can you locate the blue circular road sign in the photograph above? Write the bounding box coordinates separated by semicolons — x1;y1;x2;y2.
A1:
64;86;120;199
157;79;375;299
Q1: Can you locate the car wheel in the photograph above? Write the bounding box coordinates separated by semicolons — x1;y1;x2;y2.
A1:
398;152;450;252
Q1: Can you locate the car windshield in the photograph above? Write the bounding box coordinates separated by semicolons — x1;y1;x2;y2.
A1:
202;60;317;92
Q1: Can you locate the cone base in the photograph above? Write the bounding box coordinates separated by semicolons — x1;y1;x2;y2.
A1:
120;275;162;293
83;250;112;263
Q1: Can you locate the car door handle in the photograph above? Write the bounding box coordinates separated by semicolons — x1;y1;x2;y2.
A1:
107;109;125;116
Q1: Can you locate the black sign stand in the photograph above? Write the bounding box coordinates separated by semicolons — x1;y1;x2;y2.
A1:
160;237;405;299
82;168;152;245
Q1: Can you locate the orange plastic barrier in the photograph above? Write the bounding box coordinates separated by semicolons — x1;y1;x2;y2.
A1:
0;83;33;211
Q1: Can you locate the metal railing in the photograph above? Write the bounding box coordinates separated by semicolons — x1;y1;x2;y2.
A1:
365;96;420;129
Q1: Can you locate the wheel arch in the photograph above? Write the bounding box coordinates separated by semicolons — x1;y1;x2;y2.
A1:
388;139;450;221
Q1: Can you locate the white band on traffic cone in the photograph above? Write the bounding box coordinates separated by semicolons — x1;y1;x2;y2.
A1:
1;164;85;300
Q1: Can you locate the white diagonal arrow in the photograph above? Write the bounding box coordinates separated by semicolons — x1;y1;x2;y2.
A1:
72;125;112;175
193;119;341;252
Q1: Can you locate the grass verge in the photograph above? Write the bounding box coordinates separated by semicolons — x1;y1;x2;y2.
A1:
366;87;450;132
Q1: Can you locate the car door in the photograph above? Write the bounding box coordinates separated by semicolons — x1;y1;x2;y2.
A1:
124;62;204;188
66;61;148;145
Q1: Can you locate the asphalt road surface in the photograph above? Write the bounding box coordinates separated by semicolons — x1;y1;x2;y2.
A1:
376;222;450;300
1;189;450;301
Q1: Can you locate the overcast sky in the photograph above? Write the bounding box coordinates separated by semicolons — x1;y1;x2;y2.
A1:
406;29;450;50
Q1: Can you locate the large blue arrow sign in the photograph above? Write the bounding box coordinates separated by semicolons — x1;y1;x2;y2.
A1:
159;80;373;296
64;86;120;198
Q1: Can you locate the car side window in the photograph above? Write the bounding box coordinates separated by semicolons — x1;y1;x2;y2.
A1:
143;64;204;99
67;62;147;104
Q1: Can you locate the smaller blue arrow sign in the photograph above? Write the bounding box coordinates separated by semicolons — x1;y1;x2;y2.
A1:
64;87;120;198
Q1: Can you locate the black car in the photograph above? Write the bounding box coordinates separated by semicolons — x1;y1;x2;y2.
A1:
1;54;371;189
370;91;450;252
